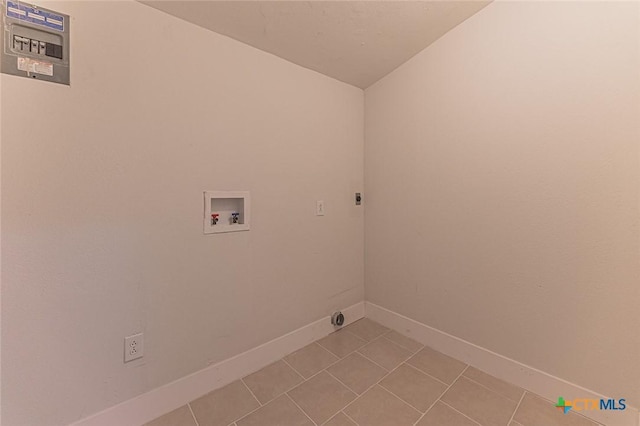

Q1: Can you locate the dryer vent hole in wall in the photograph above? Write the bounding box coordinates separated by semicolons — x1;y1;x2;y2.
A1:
331;311;344;327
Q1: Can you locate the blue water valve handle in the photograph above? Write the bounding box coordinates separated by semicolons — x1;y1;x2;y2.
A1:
231;212;240;224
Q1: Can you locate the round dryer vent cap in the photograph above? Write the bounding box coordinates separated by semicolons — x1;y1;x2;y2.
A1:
331;311;345;327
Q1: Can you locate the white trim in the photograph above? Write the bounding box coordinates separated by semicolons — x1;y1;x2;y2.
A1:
365;302;638;426
71;302;365;426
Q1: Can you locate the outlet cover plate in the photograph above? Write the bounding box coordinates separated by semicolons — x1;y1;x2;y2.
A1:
124;333;144;363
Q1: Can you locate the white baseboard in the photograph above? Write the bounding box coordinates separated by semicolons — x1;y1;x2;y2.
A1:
365;301;638;426
72;302;365;426
72;300;635;426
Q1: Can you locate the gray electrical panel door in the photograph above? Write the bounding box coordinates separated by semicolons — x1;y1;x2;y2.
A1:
1;0;69;85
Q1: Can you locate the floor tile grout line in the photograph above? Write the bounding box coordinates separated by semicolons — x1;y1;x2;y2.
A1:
368;381;423;418
324;368;363;396
438;400;483;426
187;402;200;426
460;374;524;404
307;341;341;365
316;338;366;361
231;378;293;425
373;332;421;354
238;359;304;409
507;391;527;425
313;333;378;375
341;320;390;342
340;325;389;346
291;343;367;385
355;337;415;371
357;350;413;375
319;412;339;426
376;362;485;423
246;340;335;387
326;335;465;423
358;351;408;388
371;332;416;351
239;350;364;425
285;325;391;424
284;392;318;426
338;351;416;416
353;348;394;373
188;362;299;425
240;371;306;411
412;364;470;426
240;377;263;406
376;330;422;355
403;361;453;387
234;334;356;419
230;392;269;425
340;328;371;343
377;381;429;415
380;332;425;354
281;357;308;382
292;364;337;384
319;411;354;426
356;329;392;345
341;410;359;426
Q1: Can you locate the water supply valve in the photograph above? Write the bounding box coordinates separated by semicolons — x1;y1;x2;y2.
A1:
211;213;219;226
231;212;240;224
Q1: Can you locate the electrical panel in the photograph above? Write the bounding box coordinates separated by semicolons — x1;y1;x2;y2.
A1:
1;0;69;85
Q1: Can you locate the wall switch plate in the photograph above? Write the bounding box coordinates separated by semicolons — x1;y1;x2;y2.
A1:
316;200;325;216
124;333;144;363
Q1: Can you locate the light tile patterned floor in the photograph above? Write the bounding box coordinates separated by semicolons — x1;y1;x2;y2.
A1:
145;319;601;426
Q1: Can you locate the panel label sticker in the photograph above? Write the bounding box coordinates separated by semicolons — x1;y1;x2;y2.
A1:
6;1;64;31
17;57;54;76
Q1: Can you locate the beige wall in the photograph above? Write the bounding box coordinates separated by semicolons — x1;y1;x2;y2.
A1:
3;1;639;424
365;0;640;408
0;2;364;425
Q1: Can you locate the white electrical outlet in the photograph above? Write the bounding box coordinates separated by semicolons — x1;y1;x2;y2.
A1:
124;333;144;363
316;200;325;216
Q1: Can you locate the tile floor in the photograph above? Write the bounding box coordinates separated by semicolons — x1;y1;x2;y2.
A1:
145;319;601;426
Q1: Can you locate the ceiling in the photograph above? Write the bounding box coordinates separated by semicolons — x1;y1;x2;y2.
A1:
141;1;491;89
